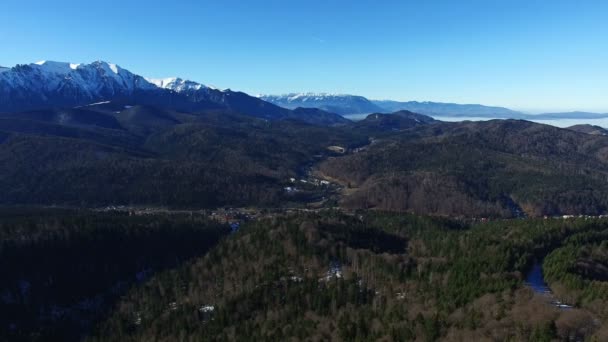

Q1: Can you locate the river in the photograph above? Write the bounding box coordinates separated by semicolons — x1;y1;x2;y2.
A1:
525;260;573;309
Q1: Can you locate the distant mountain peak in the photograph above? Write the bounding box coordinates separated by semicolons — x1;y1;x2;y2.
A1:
33;60;81;73
91;60;120;74
263;92;359;100
34;61;80;70
567;124;608;135
145;77;212;92
260;93;384;115
31;60;122;74
288;92;347;97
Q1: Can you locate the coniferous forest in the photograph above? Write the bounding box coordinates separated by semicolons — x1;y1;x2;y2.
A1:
3;208;608;341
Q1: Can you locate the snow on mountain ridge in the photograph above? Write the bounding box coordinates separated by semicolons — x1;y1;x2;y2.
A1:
108;63;118;74
263;92;351;100
145;77;211;92
0;60;239;114
0;60;162;112
1;60;221;98
34;60;79;73
146;77;178;88
260;93;384;115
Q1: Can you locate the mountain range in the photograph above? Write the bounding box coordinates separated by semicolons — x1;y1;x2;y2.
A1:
2;60;608;217
2;61;607;122
259;93;385;115
262;93;608;120
0;61;347;126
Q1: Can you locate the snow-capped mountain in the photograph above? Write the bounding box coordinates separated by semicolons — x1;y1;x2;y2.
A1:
0;61;158;112
259;93;384;115
262;93;529;118
0;61;348;125
145;77;210;93
14;60;155;92
0;60;236;113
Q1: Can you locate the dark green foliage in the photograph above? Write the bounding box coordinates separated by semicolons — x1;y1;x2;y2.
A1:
86;212;608;341
544;238;608;305
0;208;228;342
353;110;435;135
4;103;608;218
0;108;366;208
321;119;608;217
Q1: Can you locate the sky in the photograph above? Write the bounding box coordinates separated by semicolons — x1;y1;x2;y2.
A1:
0;0;607;113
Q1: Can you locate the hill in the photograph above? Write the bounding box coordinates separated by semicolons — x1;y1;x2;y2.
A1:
354;110;436;133
0;104;365;208
3;103;608;218
319;119;608;217
83;211;608;341
373;100;523;118
567;124;608;135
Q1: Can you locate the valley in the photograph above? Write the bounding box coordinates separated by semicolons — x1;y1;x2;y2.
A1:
4;0;608;339
2;60;608;341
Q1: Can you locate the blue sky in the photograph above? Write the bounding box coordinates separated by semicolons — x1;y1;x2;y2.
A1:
1;0;607;113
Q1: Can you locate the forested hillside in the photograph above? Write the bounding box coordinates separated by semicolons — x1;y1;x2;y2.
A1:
0;105;366;208
319;119;608;217
4;102;608;219
3;203;608;340
86;211;608;341
0;208;227;341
